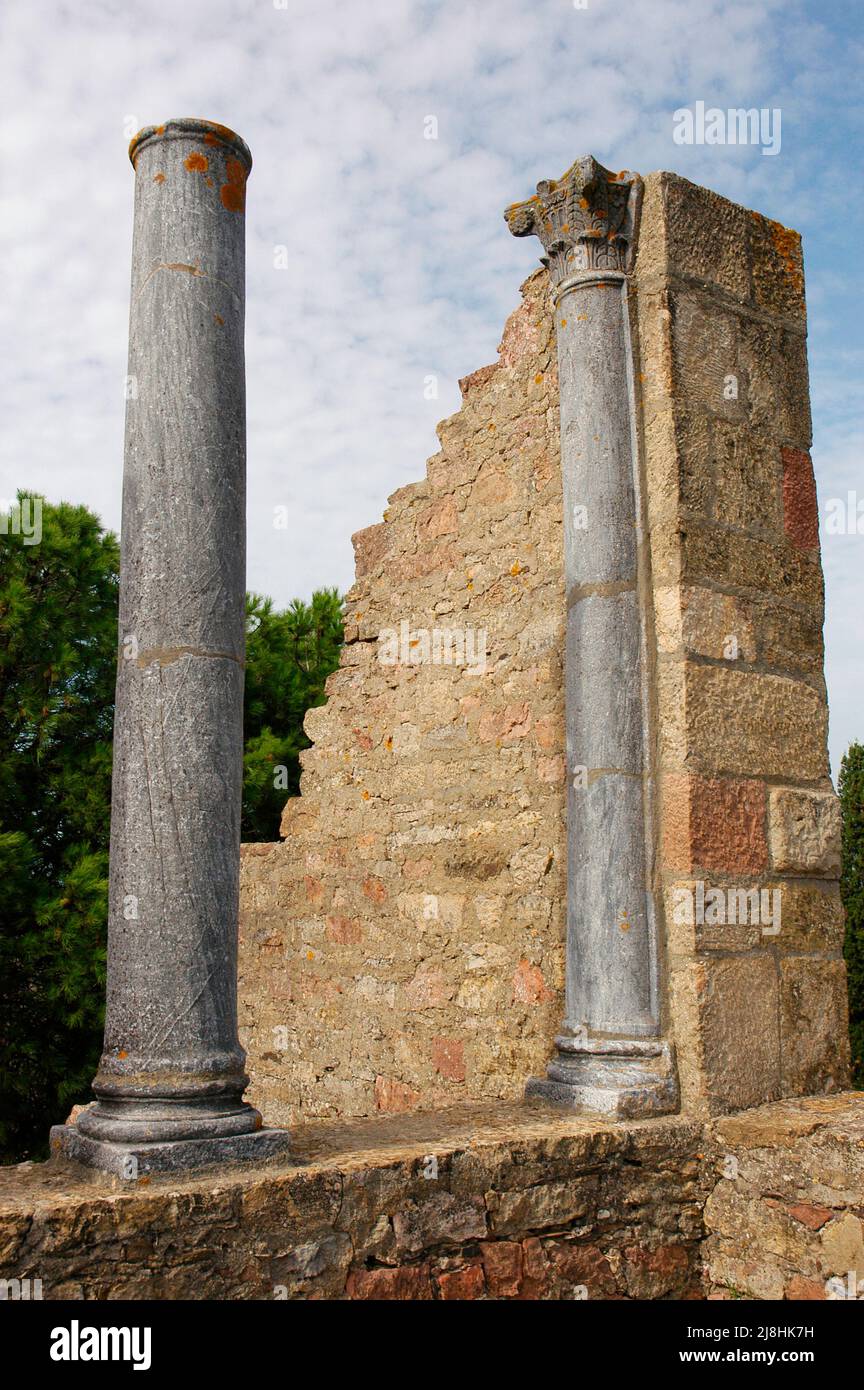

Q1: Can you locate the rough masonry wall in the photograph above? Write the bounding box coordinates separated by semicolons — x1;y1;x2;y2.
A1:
704;1094;864;1299
636;173;849;1114
239;270;568;1125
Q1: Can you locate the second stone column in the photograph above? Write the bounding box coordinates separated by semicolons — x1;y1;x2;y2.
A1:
506;156;678;1117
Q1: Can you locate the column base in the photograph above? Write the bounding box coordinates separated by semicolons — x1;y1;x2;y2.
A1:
525;1036;679;1119
50;1119;292;1180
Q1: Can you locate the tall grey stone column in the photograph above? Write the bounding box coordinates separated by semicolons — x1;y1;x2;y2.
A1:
506;157;677;1117
51;118;291;1177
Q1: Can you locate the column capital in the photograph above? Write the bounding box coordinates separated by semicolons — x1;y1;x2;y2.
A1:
504;156;642;283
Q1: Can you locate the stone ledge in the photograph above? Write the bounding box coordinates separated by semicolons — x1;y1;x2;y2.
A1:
2;1094;861;1300
1;1101;708;1300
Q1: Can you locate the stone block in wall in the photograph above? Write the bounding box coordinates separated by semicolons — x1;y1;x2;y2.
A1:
748;216;806;324
765;881;845;954
694;955;781;1112
671;665;829;781
661;774;767;876
779;958;850;1096
677;522;824;608
768;788;842;875
653;172;752;300
781;446;820;550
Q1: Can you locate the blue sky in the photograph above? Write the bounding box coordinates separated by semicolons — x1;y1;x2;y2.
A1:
0;0;860;776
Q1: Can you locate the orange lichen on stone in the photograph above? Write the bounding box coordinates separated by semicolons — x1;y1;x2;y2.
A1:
184;151;209;173
153;172;165;184
220;155;247;213
202;120;243;145
769;218;804;296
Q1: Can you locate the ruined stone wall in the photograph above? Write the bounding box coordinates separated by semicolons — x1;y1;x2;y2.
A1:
240;268;569;1124
239;171;848;1126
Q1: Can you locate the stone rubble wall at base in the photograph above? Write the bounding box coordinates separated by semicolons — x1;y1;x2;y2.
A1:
1;1094;861;1300
704;1094;864;1300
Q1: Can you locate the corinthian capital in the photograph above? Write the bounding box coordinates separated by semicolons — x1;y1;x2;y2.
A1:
504;156;642;283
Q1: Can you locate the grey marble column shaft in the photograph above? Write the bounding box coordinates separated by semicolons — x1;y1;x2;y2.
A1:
506;157;677;1117
51;118;291;1176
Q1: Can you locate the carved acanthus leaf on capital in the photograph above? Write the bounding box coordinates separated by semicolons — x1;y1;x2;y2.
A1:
504;156;642;282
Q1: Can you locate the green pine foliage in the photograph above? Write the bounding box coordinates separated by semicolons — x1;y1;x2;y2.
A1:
0;494;343;1162
0;496;118;1162
242;589;344;841
839;742;864;1088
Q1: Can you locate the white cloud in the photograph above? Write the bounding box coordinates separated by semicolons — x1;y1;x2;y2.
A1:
0;0;860;773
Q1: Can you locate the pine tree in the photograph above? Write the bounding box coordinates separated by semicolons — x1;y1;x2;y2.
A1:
0;496;119;1161
839;742;864;1087
242;588;344;841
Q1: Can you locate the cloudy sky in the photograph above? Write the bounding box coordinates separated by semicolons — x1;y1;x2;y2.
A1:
1;0;860;775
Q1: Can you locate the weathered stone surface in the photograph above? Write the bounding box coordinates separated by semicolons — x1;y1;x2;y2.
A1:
779;958;850;1096
768;788;842;875
704;1094;864;1300
765;881;845;953
487;1177;597;1235
661;774;767;875
675;666;829;781
749;217;806;322
651;172;751;300
392;1192;487;1253
698;956;780;1112
480;1239;523;1296
781;447;819;550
